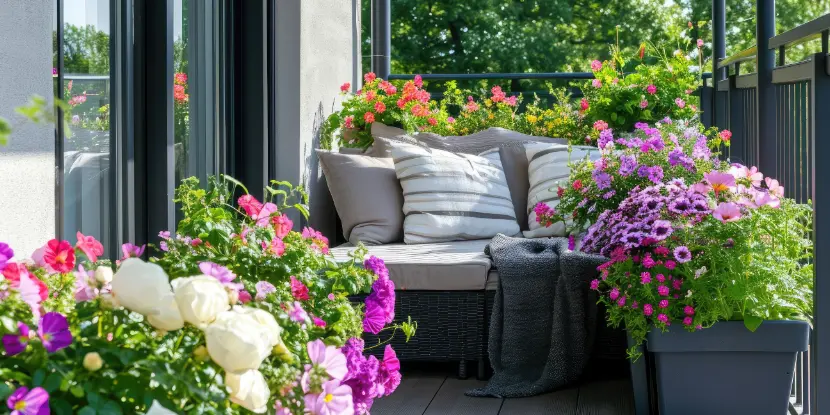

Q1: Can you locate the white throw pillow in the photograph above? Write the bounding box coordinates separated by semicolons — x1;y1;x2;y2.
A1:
524;142;600;238
379;138;521;244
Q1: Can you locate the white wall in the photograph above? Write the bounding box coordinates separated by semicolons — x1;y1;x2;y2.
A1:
273;0;361;238
0;0;56;258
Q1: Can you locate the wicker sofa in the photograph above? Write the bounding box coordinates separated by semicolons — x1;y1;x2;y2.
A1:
322;125;627;379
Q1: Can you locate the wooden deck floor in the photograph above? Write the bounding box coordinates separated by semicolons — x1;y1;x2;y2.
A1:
372;374;635;415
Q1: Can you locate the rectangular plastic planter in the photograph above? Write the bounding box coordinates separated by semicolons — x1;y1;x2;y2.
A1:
644;320;810;415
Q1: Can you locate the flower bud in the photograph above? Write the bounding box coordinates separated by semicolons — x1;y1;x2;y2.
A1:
227;289;240;305
94;266;114;284
83;352;103;371
193;345;210;362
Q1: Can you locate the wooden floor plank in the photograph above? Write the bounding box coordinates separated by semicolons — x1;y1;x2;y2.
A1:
499;387;580;415
576;379;636;415
371;374;447;415
423;378;503;415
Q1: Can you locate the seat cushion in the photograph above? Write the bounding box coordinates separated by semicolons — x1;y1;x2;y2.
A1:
331;240;493;290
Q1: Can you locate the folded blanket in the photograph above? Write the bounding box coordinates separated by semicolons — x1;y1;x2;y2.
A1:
467;234;606;398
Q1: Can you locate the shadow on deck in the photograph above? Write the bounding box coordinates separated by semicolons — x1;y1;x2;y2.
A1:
372;362;634;415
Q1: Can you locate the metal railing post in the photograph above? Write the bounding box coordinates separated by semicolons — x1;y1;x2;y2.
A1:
371;0;391;80
756;0;777;174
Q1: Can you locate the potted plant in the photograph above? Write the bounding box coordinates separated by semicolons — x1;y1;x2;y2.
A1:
536;124;811;415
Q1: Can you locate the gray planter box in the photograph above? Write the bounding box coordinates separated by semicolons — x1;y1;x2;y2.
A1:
643;320;809;415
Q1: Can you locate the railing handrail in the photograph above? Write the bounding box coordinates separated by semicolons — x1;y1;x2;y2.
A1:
718;46;758;69
769;13;830;50
388;72;714;81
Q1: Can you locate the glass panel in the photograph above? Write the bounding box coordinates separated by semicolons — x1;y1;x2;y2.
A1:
174;0;191;186
60;0;112;254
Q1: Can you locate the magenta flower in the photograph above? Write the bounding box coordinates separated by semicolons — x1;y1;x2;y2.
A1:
673;246;692;263
200;261;243;291
238;290;252;304
590;279;600;290
340;338;380;413
590;60;603;72
307;339;348;380
683;316;694;326
609;287;620;300
643;304;654;316
664;260;677;270
675;98;686;108
659;299;669;308
74;265;98;302
38;312;72;353
255;281;276;300
272;214;294;238
120;243;145;259
7;386;49;415
657;285;670;296
639;99;649;109
363;299;387;334
617;296;627;307
0;242;13;271
646;84;657;94
253;203;279;227
313;317;327;327
684;305;695;315
237;194;264;217
641;255;656;269
377;345;402;396
302;227;330;254
75;231;104;262
2;322;30;356
289;301;310;323
640;272;652;284
304;380;354;415
657;314;669;323
568;235;576;251
290;276;310;301
656;273;666;283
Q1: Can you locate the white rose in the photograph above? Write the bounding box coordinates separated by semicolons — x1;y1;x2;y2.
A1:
172;275;230;328
111;258;174;316
145;400;178;415
224;369;270;414
146;293;185;331
236;307;283;348
205;308;274;373
94;266;114;284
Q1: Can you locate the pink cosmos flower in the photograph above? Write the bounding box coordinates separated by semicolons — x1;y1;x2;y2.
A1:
272;214;294;238
704;171;737;195
752;190;781;209
590;60;603;72
44;239;75;274
75;232;104;262
646;84;657;94
675;98;686;108
766;177;785;197
713;202;742;222
305;380;354;415
729;164;763;186
307;339;349;380
74;265;98;302
291;276;310;301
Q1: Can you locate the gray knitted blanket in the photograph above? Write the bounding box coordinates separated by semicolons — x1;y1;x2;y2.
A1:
467;234;606;398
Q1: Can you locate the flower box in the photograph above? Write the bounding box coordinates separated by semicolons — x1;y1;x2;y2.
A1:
644;320;809;415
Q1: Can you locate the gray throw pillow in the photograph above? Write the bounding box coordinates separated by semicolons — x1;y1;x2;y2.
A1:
316;150;404;245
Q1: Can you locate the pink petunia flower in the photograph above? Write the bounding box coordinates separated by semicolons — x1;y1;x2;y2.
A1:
289;301;310;323
44;239;75;274
75;232;104;262
675;98;686;108
646;84;657;94
305;380;354;415
713;202;742;222
290;276;310;301
307;339;348;380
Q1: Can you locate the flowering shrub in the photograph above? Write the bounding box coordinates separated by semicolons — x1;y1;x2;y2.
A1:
541;119;730;235
578;39;702;136
573;168;811;358
0;176;414;414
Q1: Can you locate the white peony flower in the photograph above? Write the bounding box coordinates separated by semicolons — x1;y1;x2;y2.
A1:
172;275;229;328
205;308;275;373
94;266;114;284
224;369;270;414
146;293;185;331
236;307;283;348
145;400;178;415
111;258;175;316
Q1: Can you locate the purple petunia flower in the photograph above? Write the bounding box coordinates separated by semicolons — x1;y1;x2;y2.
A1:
340;337;381;414
2;322;30;356
38;312;73;353
120;243;145;259
673;246;692;263
637;165;651;178
255;281;276;300
363;299;387;334
634;122;649;130
0;242;13;270
669;198;692;214
288;301;309;323
651;220;673;240
7;386;49;415
364;256;389;279
593;171;612;190
199;261;243;291
647;166;664;184
598;129;614;149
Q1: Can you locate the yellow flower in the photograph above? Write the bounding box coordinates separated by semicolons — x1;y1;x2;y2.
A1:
488;113;495;120
526;114;538;124
545;122;555;130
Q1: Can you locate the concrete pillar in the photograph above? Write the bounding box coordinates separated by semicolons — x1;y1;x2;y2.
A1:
0;0;56;257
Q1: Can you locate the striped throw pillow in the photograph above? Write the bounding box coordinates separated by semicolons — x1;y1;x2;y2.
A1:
379;138;521;244
524;142;600;238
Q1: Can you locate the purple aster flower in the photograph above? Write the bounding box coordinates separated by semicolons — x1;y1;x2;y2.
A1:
659;299;669;308
674;246;692;263
618;155;637;177
7;386;49;415
651;220;673;240
637;165;651;178
38;312;72;353
0;242;13;270
647;166;664;184
255;281;276;300
641;272;652;284
2;322;30;356
199;261;243;291
593;171;612;190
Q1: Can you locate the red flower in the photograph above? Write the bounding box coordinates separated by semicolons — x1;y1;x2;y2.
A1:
174;72;188;85
75;231;104;262
490;86;506;103
572;180;583;191
365;90;377;102
374;101;386;114
340;82;351;93
3;263;49;301
413;74;423;88
364;72;377;84
638;43;646;60
364;112;376;124
43;239;75;274
580;98;589;112
290;276;310;301
427;117;437;126
720;129;732;142
557;186;565;198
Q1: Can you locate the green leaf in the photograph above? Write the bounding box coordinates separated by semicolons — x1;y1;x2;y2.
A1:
43;372;63;393
52;398;75;415
70;385;85;398
32;369;46;387
77;406;97;415
87;391;102;408
744;316;763;332
99;401;123;415
221;175;248;195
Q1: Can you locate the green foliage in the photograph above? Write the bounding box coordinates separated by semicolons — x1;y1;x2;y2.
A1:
62;24;110;75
